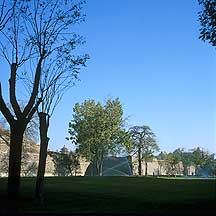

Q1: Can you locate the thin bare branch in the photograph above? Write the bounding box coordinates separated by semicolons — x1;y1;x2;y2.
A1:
23;55;44;117
0;82;14;125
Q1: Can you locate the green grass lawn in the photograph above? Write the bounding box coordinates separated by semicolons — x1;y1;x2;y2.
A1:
0;176;215;214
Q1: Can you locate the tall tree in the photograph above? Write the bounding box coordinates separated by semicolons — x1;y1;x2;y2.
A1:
202;155;216;176
129;126;159;176
142;136;159;176
0;0;88;199
33;0;88;201
198;0;216;47
191;147;214;175
67;98;127;176
163;152;180;176
173;148;194;176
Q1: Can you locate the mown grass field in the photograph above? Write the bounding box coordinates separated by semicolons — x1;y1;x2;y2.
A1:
0;176;215;214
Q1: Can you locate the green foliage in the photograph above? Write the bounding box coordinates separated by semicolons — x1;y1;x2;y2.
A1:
129;126;159;154
142;136;159;162
129;125;159;176
192;147;215;174
51;148;80;176
159;148;215;176
203;158;216;176
67;98;128;175
172;148;194;175
163;152;183;176
198;0;216;47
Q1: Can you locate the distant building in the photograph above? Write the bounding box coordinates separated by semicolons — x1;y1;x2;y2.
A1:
0;138;196;177
60;145;69;154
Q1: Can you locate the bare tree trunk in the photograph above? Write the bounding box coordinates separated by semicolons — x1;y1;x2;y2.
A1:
7;123;25;200
183;166;187;176
96;155;103;176
99;155;103;176
35;112;49;203
96;160;101;176
138;146;142;176
145;161;148;176
99;163;103;176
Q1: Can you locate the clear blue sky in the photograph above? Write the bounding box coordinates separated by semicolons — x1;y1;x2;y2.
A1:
0;0;215;153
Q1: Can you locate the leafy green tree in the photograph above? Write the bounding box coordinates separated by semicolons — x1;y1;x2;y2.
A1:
67;98;127;176
198;0;216;47
203;156;216;176
51;147;80;176
129;126;159;176
157;151;167;160
173;148;194;176
192;147;215;175
142;136;159;176
163;152;182;176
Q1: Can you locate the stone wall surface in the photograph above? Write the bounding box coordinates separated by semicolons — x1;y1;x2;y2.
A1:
0;139;55;177
131;157;195;176
0;139;90;176
131;158;168;176
0;139;195;177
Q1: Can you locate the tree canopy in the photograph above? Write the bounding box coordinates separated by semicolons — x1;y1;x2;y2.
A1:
198;0;216;47
50;146;80;177
129;125;159;176
67;98;128;176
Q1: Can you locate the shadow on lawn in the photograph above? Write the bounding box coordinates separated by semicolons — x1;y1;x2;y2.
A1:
0;193;215;216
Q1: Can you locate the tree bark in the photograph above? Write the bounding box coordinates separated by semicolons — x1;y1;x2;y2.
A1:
138;145;142;176
7;123;25;199
99;155;103;176
98;163;103;176
145;161;148;176
96;160;101;176
35;112;49;202
95;155;103;176
183;166;187;176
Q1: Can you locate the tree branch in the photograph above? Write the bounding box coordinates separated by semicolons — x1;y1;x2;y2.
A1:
26;97;42;123
23;56;44;117
0;82;14;125
0;130;10;146
9;63;22;118
0;0;16;31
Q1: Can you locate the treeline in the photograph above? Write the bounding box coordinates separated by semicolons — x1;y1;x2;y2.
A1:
1;98;215;180
48;146;216;178
157;147;215;177
67;98;161;176
66;98;215;177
